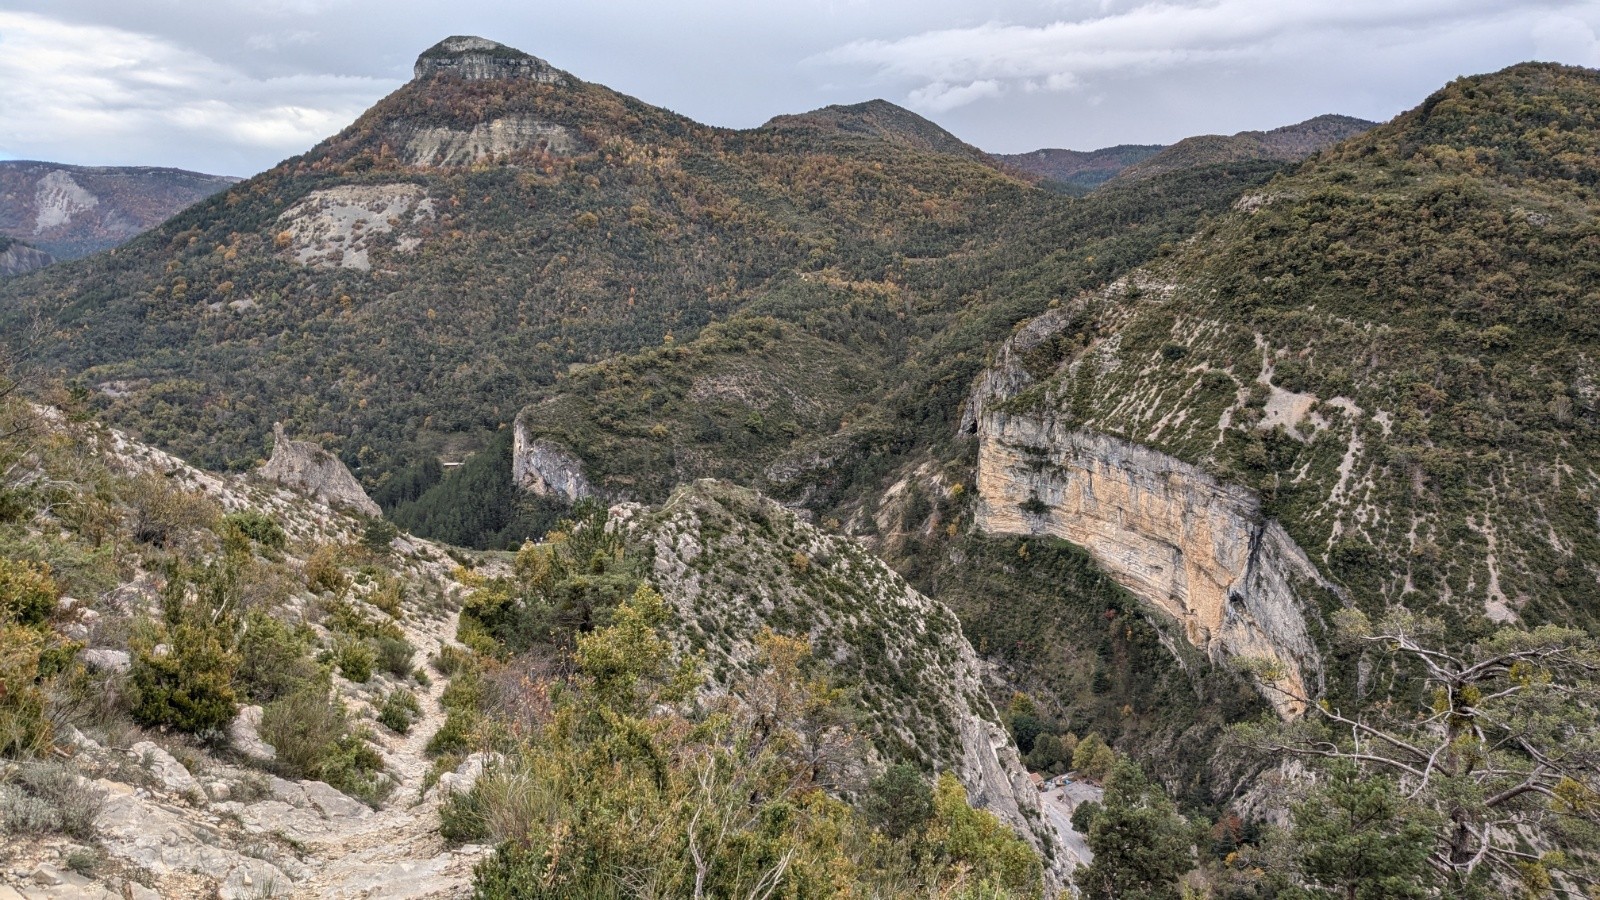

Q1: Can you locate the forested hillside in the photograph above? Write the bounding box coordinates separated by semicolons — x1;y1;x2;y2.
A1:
0;37;1048;488
0;161;237;260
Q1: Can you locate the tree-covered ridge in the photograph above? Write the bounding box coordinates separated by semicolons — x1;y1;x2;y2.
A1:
763;98;997;165
504;160;1288;512
995;144;1166;192
1004;62;1600;640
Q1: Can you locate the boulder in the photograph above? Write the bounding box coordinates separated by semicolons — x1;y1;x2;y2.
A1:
128;741;197;794
227;706;275;763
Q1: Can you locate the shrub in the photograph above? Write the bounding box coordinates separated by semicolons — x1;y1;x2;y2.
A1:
0;623;53;755
129;623;239;735
373;635;415;678
426;707;477;756
304;544;347;594
65;846;100;876
863;763;934;840
318;728;392;806
236;611;317;702
259;687;390;804
1;761;105;840
0;788;57;834
362;519;399;554
431;644;474;677
259;689;348;777
378;689;422;734
333;639;375;684
439;765;537;847
0;559;58;627
122;473;220;549
438;782;492;843
221;510;287;551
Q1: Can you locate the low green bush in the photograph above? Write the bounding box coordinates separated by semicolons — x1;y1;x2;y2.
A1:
236;611;318;702
333;639;375;684
438;782;492;843
259;687;390;804
128;623;239;735
0;624;53;755
221;510;287;551
0;559;58;627
431;644;473;677
373;635;415;678
425;707;477;756
378;689;422;734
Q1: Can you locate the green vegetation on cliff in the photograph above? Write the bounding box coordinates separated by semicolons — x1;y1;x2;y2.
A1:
1006;63;1600;638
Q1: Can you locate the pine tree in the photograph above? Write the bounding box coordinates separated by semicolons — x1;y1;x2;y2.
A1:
1074;758;1191;900
1288;761;1437;900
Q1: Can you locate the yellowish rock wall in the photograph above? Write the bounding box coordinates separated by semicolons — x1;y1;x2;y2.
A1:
974;411;1325;717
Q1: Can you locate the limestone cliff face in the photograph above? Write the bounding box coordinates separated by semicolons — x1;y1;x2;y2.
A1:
961;285;1337;717
0;240;53;276
399;116;581;167
413;36;566;83
617;480;1067;887
259;423;381;517
974;414;1324;715
512;416;593;502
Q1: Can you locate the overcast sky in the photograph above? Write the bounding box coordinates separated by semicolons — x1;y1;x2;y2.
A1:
2;0;1598;176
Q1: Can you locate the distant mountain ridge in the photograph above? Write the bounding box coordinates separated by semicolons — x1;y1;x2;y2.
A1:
0;160;238;260
994;144;1165;190
1111;113;1376;182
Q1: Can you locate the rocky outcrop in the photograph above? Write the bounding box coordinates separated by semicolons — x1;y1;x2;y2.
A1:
0;238;54;276
962;294;1335;718
259;423;381;517
413;36;566;83
398;116;581;167
974;414;1325;717
511;417;593;502
619;480;1069;887
276;184;434;271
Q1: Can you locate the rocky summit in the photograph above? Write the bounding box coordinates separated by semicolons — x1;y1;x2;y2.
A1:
412;35;566;83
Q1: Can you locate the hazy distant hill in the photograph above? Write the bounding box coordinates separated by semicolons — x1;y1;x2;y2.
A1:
1110;113;1376;183
993;144;1165;190
0;160;238;260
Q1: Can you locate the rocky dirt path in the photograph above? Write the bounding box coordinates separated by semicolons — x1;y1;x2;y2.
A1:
286;610;488;900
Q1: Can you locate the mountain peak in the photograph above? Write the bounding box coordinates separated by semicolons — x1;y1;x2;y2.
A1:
413;35;564;83
763;99;990;163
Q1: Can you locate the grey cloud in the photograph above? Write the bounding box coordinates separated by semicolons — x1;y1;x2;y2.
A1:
812;0;1593;113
